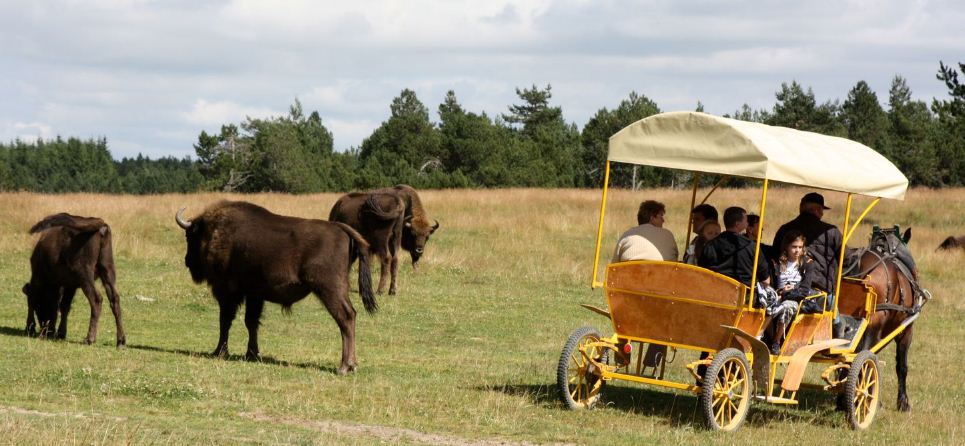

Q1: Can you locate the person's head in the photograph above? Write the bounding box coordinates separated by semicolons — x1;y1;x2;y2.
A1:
637;200;666;227
698;220;721;241
800;192;830;220
723;206;748;233
746;214;761;240
690;204;718;234
781;230;807;262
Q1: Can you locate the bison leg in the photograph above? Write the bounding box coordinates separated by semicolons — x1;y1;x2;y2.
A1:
377;253;390;295
79;282;103;345
100;275;126;347
244;297;265;361
389;249;399;296
213;298;240;358
316;284;358;375
26;305;36;337
56;287;77;340
896;327;913;412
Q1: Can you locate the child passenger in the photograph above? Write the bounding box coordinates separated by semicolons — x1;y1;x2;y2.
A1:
692;220;721;264
758;231;814;354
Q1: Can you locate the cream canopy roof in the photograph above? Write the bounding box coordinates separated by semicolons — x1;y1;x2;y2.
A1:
608;111;909;200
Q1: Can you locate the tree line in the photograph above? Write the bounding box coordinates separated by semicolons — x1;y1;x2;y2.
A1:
2;62;963;193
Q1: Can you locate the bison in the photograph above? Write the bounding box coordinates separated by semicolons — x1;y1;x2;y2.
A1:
22;213;126;346
329;192;406;295
175;200;376;375
937;235;965;251
329;185;439;295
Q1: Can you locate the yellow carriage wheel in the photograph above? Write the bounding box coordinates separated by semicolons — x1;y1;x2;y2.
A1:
844;350;880;430
557;326;608;410
699;348;752;432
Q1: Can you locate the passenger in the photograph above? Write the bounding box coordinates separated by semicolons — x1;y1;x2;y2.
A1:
698;206;769;288
761;230;817;354
682;204;719;265
611;200;678;262
772;192;844;335
692;220;721;264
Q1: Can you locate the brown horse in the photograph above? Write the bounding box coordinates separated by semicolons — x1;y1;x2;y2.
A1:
849;226;929;412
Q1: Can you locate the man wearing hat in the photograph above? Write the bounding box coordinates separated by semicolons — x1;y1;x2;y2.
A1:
772;192;845;335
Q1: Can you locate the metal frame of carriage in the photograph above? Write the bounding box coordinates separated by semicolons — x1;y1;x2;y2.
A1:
557;111;916;431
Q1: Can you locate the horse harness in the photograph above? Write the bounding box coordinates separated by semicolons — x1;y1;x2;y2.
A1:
841;232;931;316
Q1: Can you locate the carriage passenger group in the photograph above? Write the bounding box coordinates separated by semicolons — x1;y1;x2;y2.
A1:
612;192;845;354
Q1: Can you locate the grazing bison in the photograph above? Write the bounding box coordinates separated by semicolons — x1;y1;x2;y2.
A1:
329;192;406;295
175;200;376;375
382;185;440;267
937;235;965;251
22;213;126;346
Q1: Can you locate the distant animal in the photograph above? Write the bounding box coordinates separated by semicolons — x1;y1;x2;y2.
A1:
175;200;376;375
22;213;126;346
937;235;965;251
372;184;440;267
329;192;406;295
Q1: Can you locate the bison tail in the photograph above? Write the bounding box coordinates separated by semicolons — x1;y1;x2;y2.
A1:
29;213;107;234
333;222;377;313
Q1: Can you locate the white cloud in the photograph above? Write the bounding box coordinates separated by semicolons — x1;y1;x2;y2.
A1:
182;99;280;127
5;121;54;141
1;0;963;159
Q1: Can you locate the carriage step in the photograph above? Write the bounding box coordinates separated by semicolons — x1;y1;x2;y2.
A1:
753;395;798;405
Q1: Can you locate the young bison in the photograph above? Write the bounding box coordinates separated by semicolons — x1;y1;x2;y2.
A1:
23;213;126;346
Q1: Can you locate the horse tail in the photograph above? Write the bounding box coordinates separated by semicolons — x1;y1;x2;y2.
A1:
333;222;377;314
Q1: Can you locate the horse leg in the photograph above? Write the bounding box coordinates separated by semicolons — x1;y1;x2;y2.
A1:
896;326;913;412
314;281;357;375
56;287;77;340
244;297;264;361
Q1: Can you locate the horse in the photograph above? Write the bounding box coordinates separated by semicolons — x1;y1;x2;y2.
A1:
845;226;930;412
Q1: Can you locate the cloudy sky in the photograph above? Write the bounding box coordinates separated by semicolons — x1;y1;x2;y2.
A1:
2;0;963;159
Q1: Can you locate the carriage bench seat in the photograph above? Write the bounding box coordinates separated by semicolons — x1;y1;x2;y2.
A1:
605;260;748;352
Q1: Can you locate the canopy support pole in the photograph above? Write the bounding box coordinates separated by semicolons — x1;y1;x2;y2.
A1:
591;161;612;289
684;173;701;240
749;179;769;307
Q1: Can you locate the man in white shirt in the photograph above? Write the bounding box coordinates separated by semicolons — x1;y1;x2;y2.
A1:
612;200;678;262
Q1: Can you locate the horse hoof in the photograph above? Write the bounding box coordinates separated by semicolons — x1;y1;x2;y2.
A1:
245;352;261;362
116;340;127;349
388;289;397;296
212;348;229;359
898;400;911;412
84;338;95;345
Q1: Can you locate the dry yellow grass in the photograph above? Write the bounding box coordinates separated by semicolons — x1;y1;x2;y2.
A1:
0;187;962;445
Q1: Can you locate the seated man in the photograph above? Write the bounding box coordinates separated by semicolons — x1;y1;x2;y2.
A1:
612;200;678;262
683;204;718;264
698;206;768;287
772;192;845;336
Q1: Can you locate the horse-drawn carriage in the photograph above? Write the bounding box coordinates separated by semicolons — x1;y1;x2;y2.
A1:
558;112;929;431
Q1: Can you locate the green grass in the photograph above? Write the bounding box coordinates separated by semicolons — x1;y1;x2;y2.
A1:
0;188;962;445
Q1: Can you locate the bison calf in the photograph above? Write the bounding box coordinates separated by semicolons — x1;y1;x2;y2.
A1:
23;213;126;346
176;201;376;375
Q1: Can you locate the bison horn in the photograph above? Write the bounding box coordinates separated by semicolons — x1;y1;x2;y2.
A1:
432;219;440;230
175;208;192;230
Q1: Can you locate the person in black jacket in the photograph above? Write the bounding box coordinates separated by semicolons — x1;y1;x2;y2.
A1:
699;206;769;287
772;192;844;335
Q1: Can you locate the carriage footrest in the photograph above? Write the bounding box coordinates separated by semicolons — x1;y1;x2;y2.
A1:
752;395;798;405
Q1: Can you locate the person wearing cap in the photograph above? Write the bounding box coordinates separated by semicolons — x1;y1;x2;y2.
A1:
772;192;845;334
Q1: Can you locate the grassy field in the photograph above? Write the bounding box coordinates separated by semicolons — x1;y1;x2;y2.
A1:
0;187;962;445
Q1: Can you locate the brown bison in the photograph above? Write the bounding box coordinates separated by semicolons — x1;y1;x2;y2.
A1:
22;213;126;346
385;185;440;266
329;192;406;295
937;235;965;251
175;200;376;375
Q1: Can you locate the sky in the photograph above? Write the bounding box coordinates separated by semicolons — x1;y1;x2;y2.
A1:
2;0;963;160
